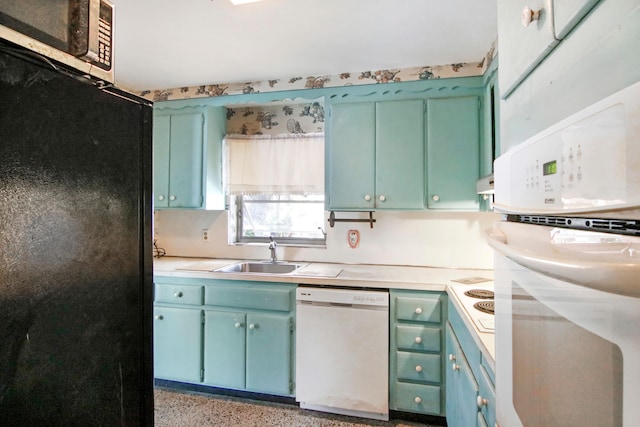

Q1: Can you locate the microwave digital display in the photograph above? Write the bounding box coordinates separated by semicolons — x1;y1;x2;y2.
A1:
543;160;557;176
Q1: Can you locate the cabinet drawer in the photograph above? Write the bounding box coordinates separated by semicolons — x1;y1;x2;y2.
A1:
395;296;442;323
155;283;203;305
205;286;293;312
396;351;441;383
394;382;441;415
396;325;441;352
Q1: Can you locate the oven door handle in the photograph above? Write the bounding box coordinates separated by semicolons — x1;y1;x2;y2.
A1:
485;227;640;298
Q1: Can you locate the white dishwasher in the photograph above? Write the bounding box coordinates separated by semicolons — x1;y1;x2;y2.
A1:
295;286;389;421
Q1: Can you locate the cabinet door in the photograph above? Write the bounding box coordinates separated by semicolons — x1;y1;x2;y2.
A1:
203;310;246;389
553;0;601;39
168;112;204;208
445;323;479;427
327;103;376;210
498;0;559;97
245;313;292;395
376;100;425;209
153;115;171;208
153;306;203;383
426;96;480;210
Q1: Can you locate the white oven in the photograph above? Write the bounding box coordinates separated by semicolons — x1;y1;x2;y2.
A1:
487;81;640;427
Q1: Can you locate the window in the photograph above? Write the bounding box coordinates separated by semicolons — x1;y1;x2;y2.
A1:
234;194;325;245
224;133;326;246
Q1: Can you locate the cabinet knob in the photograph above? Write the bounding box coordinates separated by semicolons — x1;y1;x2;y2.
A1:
158;195;165;201
155;315;164;320
431;195;440;202
521;6;541;27
448;353;456;362
248;323;256;330
169;195;176;201
414;396;422;404
173;291;183;298
378;195;386;202
415;336;422;344
477;395;488;408
415;307;423;315
364;194;372;201
452;363;460;371
415;365;423;373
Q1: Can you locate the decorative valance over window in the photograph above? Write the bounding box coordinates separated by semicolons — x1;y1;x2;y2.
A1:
224;133;325;195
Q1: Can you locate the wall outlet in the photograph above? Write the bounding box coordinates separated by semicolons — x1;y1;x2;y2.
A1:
202;229;210;242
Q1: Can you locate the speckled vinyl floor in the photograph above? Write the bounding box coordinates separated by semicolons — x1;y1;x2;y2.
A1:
154;388;441;427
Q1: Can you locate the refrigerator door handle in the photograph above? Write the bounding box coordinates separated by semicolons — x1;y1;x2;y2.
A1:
485;227;640;298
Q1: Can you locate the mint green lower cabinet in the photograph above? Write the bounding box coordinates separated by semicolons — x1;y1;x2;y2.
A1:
390;290;447;416
204;311;293;395
245;313;292;395
446;300;496;427
445;323;479;427
153;306;203;383
153;276;296;397
204;310;246;389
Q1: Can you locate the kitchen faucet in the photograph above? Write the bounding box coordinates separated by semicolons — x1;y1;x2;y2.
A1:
268;237;277;263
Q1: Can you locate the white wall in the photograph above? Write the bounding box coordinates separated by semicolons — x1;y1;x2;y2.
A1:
154;209;498;270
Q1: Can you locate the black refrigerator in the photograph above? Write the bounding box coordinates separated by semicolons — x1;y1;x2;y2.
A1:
0;43;154;425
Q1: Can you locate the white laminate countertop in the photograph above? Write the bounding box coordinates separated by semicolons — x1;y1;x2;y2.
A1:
153;256;496;365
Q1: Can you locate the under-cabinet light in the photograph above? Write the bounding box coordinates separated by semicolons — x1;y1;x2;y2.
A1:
230;0;263;5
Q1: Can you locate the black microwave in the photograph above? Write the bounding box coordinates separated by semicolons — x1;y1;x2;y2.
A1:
0;0;114;83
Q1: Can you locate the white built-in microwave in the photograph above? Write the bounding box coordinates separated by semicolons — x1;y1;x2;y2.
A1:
0;0;114;83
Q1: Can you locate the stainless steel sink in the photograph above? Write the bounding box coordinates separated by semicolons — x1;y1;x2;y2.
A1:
214;261;302;274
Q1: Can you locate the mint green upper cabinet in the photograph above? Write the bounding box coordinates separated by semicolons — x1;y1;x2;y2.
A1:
153;306;203;383
553;0;601;39
426;96;480;210
498;0;559;98
376;100;425;209
327;99;425;210
153;111;204;208
153;105;226;210
327;102;376;210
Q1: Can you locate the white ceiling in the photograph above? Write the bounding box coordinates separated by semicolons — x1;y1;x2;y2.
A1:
110;0;497;92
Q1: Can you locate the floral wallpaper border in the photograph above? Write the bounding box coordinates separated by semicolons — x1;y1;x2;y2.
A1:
140;41;497;103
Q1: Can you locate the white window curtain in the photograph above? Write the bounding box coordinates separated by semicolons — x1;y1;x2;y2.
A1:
224;133;325;195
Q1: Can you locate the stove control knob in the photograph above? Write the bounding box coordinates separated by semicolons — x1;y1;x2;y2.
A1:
415;307;423;315
415;336;422;344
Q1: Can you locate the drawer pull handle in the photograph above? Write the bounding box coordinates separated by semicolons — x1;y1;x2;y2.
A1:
414;396;422;404
234;322;243;329
452;363;460;371
449;353;456;362
415;365;423;373
477;395;488;408
521;6;541;27
415;307;423;315
249;323;256;330
415;336;422;344
173;291;183;298
155;315;164;320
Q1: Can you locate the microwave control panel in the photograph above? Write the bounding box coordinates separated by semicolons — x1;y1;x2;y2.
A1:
494;81;640;215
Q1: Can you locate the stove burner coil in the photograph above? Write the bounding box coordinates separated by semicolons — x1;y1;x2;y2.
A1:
464;289;495;299
473;301;495;315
